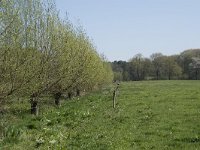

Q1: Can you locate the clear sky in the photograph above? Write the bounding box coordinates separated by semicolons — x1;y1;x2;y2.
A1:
55;0;200;61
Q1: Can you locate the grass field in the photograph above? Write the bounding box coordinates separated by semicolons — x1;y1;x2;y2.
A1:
1;80;200;149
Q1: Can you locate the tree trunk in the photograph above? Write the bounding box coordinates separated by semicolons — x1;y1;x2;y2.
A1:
54;92;61;106
30;95;39;116
195;69;198;80
168;72;171;80
137;68;140;81
68;92;72;99
156;70;159;80
76;89;80;97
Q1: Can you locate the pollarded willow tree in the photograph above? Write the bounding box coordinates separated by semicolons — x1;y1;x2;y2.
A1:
49;26;114;106
0;0;58;113
0;0;113;114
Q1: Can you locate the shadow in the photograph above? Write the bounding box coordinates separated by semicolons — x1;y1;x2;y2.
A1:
175;137;200;143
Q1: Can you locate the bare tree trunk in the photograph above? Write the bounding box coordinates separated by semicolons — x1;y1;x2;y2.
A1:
195;69;198;80
156;70;159;80
54;92;61;106
168;75;171;80
168;72;171;80
137;68;140;81
76;89;80;97
68;92;72;99
30;94;39;116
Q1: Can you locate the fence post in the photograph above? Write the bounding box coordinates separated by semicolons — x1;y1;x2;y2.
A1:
113;90;116;108
113;83;119;108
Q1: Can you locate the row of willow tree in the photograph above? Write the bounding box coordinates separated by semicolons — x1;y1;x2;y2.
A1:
112;49;200;81
0;0;113;114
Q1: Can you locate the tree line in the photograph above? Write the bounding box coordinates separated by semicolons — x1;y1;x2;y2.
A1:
0;0;113;114
111;49;200;81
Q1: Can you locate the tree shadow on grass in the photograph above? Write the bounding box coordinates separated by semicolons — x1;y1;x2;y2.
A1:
175;137;200;143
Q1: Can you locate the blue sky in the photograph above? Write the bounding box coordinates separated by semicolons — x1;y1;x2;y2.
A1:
55;0;200;61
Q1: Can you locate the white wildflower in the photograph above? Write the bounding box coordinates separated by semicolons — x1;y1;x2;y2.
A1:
36;138;44;144
49;139;56;144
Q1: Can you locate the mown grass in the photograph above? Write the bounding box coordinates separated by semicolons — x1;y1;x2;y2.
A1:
1;80;200;149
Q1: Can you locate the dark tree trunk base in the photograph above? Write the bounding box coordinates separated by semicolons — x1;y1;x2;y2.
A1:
30;94;39;116
31;101;39;116
55;99;60;106
54;92;62;107
76;89;80;97
68;92;72;99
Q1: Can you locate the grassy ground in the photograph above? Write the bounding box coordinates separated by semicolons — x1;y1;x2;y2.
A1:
1;80;200;149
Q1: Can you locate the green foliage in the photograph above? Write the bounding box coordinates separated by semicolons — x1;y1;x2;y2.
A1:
1;81;200;149
113;71;123;81
111;49;200;81
111;61;131;81
0;0;113;104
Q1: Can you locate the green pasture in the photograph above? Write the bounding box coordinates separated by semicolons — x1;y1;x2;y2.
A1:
1;80;200;149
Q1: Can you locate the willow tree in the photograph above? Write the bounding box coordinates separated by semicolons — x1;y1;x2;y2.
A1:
47;20;80;104
48;25;113;105
0;0;36;100
0;0;58;114
0;0;113;113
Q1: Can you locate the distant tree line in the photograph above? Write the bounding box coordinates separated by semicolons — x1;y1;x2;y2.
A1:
0;0;113;114
111;49;200;81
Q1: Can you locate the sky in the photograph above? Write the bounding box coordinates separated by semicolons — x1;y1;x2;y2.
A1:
55;0;200;61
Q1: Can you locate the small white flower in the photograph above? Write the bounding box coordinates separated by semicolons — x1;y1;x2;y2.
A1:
46;119;51;122
43;127;50;131
49;139;56;144
36;138;44;144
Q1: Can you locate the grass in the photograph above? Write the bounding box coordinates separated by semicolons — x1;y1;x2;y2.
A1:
1;80;200;149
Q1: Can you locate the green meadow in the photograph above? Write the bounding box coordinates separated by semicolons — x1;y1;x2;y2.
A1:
1;80;200;149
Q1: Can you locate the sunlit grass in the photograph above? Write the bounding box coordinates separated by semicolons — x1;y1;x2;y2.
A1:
1;80;200;149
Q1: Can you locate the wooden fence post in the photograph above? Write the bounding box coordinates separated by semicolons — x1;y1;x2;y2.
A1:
113;83;119;108
113;90;116;108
